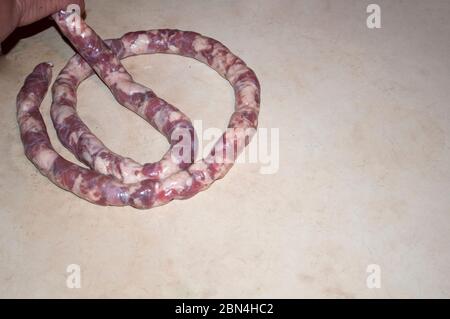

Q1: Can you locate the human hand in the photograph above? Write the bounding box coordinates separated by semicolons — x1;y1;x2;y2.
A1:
0;0;85;42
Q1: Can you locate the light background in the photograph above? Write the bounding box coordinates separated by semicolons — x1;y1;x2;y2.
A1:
0;0;449;298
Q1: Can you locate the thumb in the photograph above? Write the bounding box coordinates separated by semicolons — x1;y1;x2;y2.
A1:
16;0;85;26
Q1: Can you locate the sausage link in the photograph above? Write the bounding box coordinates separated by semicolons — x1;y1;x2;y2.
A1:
16;8;260;209
52;11;197;183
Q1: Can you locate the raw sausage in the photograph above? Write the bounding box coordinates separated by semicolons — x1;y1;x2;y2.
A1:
16;8;260;209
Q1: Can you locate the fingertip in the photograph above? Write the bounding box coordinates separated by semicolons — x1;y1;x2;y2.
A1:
15;0;86;26
79;0;86;14
62;0;86;14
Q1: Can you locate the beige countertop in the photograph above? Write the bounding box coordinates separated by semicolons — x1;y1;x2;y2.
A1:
1;0;449;298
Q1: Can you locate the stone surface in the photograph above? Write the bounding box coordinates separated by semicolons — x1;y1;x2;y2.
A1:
0;0;449;298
